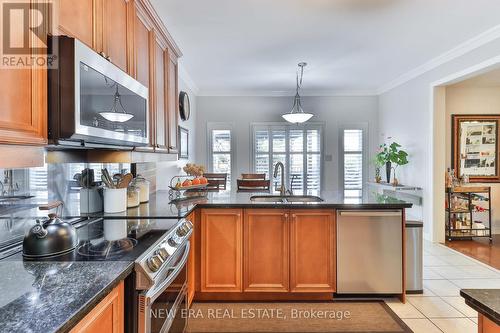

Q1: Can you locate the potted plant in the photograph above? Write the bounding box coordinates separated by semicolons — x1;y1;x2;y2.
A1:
376;142;409;185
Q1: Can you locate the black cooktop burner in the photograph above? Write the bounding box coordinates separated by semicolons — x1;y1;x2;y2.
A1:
0;217;180;262
77;238;138;258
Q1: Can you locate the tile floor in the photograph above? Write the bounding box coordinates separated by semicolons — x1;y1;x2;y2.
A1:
384;240;500;333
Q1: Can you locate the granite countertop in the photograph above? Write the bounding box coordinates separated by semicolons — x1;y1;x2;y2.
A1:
460;289;500;325
0;260;133;333
82;190;413;220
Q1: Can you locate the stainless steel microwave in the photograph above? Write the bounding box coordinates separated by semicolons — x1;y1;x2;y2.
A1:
49;37;149;148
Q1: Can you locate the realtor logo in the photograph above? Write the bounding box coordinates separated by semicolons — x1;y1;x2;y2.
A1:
1;0;56;68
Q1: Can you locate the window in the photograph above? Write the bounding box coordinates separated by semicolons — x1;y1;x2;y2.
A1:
342;129;363;202
208;128;232;189
252;124;322;195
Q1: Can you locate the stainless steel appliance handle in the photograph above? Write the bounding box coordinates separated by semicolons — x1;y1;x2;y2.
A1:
146;241;190;303
338;210;402;217
158;283;188;333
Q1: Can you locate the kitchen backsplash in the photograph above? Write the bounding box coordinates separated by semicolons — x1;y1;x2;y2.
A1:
0;162;131;249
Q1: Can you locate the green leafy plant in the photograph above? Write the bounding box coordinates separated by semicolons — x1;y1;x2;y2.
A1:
376;142;409;185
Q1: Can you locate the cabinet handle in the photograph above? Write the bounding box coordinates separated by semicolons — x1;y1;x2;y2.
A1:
283;213;289;221
292;214;296;221
169;146;175;149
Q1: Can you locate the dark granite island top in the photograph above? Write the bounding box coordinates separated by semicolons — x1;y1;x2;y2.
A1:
0;260;133;333
460;289;500;326
85;190;413;220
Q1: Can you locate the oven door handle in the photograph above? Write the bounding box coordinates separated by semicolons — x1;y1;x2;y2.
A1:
145;241;190;303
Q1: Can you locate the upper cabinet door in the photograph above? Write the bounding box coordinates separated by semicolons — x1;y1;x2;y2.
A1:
153;35;168;151
166;52;178;153
102;0;131;73
133;1;154;148
0;1;47;146
57;0;95;48
289;210;336;292
243;209;289;292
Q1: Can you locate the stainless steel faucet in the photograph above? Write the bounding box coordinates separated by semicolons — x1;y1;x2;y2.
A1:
273;162;292;196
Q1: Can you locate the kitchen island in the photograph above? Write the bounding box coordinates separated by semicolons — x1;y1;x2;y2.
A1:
0;190;412;332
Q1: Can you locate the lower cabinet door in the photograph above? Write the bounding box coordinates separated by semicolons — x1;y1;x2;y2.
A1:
244;209;289;292
70;281;124;333
200;209;243;292
290;210;336;292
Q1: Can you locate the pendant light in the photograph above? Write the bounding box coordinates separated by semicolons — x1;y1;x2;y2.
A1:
282;62;313;124
99;85;134;123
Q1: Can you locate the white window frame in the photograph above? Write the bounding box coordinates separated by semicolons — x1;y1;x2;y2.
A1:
251;122;324;194
207;122;236;189
339;123;369;200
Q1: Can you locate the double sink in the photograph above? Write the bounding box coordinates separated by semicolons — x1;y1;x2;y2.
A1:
250;195;324;203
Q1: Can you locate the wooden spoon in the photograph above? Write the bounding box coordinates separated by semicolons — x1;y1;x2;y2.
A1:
117;173;133;189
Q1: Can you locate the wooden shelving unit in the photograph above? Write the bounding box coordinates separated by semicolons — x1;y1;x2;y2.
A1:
445;186;492;242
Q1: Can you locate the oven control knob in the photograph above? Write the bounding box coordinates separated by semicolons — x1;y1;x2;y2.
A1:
156;247;169;261
176;221;193;237
147;255;164;272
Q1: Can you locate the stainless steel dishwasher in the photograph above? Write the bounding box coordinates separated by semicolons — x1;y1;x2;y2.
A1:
336;210;403;294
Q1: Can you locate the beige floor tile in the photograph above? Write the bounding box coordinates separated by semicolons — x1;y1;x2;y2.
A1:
468;316;478;324
385;299;425;319
438;255;477;266
429;266;469;279
456;265;500;279
431;318;477;333
407;296;465;318
423;279;461;296
424;256;449;267
424;267;444;279
402;318;443;333
451;279;500;289
441;297;477;317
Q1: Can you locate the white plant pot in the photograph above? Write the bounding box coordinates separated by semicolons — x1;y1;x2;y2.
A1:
103;188;127;213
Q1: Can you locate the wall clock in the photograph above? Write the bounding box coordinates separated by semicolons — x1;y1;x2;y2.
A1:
179;91;190;121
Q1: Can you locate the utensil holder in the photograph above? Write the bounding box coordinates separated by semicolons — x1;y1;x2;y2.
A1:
80;188;103;214
103;188;127;213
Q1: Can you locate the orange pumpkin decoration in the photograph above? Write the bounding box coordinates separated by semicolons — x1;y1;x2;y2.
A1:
199;177;208;184
192;178;201;185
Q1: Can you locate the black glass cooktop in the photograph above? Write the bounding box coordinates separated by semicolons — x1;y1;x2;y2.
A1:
1;218;179;262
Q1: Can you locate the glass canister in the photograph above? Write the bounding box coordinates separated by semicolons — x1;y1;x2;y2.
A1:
133;175;150;203
127;185;140;208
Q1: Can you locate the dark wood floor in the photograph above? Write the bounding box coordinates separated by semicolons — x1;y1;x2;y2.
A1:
444;235;500;270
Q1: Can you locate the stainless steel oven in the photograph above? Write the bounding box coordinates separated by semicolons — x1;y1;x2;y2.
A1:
135;219;193;333
49;36;149;148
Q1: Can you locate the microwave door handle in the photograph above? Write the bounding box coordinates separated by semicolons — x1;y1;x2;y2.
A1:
146;241;190;303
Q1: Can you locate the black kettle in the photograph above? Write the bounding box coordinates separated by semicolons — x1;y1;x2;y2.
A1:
23;212;78;259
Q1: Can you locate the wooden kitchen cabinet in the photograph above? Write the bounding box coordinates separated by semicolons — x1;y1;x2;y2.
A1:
56;0;95;48
166;52;178;153
152;34;169;152
187;212;196;307
243;209;289;292
101;0;131;73
132;1;155;149
70;281;124;333
290;210;336;292
200;209;243;292
0;0;47;146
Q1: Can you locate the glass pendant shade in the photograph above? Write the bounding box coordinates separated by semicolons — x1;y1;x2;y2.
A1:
99;112;134;122
282;62;313;124
99;85;134;123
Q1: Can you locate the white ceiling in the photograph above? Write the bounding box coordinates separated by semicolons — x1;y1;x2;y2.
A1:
151;0;500;96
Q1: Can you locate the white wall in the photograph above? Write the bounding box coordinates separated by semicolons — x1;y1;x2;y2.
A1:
378;38;500;241
156;76;198;190
445;86;500;234
195;95;379;192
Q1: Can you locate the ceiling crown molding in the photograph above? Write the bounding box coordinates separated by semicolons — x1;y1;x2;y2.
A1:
377;24;500;94
197;89;378;97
